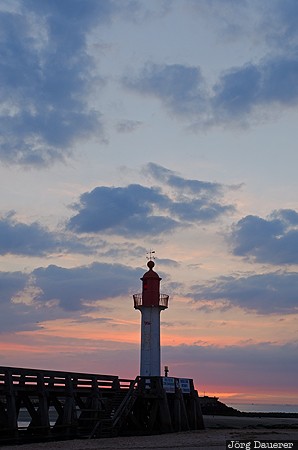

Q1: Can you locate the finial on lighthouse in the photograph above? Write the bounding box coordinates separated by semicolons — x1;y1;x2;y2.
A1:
147;260;155;270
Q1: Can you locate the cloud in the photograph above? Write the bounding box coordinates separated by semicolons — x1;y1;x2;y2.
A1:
68;183;178;237
0;260;142;331
67;164;234;237
146;163;222;196
212;63;262;118
98;242;147;260
120;2;298;127
0;260;142;333
189;0;298;50
212;56;298;122
0;212;93;256
32;262;141;310
116;120;142;133
0;0;116;166
123;63;207;118
157;258;180;268
164;340;298;390
0;270;28;304
146;163;235;222
0;289;67;334
230;209;298;264
258;0;298;50
123;55;298;127
189;271;298;315
0;270;41;333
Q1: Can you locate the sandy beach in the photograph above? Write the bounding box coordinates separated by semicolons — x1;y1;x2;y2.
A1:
1;416;297;450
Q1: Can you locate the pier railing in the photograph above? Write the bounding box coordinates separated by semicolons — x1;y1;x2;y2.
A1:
0;366;136;444
0;366;204;445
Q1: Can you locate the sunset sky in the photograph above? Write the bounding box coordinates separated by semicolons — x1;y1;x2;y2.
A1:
0;0;298;406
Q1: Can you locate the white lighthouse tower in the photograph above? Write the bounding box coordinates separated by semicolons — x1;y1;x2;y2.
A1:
133;259;169;377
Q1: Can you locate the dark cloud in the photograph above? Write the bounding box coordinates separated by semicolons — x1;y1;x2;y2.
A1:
0;270;40;333
146;163;222;196
230;209;298;264
190;271;298;315
0;0;115;166
32;262;141;310
123;63;207;117
0;270;28;304
0;212;92;256
212;56;298;122
212;64;262;118
147;163;235;222
0;290;69;334
67;183;178;237
123;55;298;127
0;260;142;331
170;198;232;222
67;164;234;237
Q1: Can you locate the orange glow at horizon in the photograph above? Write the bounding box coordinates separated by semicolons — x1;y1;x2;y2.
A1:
202;389;298;406
2;315;289;350
17;321;263;348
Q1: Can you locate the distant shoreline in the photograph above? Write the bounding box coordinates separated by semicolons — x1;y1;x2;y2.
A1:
200;396;298;418
226;402;298;415
239;411;298;418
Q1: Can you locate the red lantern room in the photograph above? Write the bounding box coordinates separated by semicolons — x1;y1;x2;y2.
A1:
141;260;161;306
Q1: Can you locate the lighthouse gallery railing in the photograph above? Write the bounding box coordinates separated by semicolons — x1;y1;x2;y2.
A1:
133;293;169;308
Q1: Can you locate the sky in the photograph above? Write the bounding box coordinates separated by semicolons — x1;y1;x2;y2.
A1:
0;0;298;407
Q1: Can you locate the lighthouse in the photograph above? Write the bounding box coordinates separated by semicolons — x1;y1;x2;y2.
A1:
133;259;169;377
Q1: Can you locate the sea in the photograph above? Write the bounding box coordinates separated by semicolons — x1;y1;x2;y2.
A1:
226;403;298;414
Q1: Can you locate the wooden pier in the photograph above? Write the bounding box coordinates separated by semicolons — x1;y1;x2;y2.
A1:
0;366;204;445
